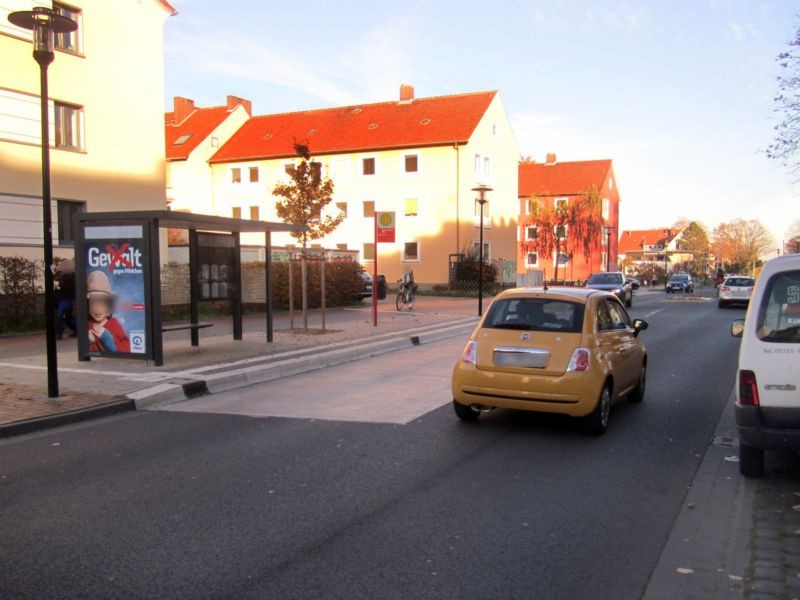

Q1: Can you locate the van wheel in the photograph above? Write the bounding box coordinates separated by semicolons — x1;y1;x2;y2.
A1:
718;300;726;308
629;364;646;403
626;296;632;308
453;400;480;421
739;443;764;478
583;386;611;436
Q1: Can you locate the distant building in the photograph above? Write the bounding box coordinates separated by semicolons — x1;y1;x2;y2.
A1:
517;155;620;281
618;227;693;275
168;85;520;285
0;0;175;260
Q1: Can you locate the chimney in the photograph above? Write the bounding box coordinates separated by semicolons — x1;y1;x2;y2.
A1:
226;95;252;116
172;97;195;124
545;152;557;165
399;84;414;103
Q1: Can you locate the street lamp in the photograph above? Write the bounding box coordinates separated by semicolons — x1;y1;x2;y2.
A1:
9;7;77;398
472;185;492;316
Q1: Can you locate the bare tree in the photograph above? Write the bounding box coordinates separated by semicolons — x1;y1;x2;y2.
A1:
273;143;343;332
712;219;775;274
785;218;800;254
520;186;603;283
767;23;800;175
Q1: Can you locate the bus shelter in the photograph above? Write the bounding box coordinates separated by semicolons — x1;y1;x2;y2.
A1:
74;210;305;366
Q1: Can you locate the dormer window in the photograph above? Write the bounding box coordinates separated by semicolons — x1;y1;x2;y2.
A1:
173;134;191;145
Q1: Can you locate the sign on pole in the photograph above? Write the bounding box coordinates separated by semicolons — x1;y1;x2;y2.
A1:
376;211;396;243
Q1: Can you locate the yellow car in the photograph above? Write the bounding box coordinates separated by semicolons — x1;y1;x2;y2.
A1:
452;287;649;434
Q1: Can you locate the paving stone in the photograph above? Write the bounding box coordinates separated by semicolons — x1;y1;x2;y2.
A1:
754;549;783;563
756;528;781;540
755;538;782;552
750;578;786;594
754;566;785;582
747;593;782;600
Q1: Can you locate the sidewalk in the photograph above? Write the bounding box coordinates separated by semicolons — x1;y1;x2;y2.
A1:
0;296;480;434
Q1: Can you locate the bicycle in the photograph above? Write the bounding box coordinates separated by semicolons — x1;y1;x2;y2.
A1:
396;278;416;311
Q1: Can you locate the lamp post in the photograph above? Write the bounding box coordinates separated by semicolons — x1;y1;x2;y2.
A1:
472;185;492;316
9;7;77;398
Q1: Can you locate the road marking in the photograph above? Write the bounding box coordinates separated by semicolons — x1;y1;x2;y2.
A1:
644;309;663;318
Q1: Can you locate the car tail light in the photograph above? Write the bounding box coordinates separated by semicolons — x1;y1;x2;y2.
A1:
567;348;590;372
739;370;759;406
747;287;754;292
461;341;477;365
720;286;730;292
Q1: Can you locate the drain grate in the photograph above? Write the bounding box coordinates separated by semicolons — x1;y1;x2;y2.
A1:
182;380;209;399
711;434;738;447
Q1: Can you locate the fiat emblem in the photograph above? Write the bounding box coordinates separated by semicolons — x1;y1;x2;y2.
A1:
520;333;530;341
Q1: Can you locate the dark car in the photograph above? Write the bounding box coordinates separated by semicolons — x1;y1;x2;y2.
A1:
356;271;387;300
585;272;633;308
665;273;694;293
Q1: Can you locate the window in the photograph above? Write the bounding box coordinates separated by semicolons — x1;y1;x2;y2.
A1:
53;3;82;53
336;202;348;217
336;243;348;251
555;197;568;210
403;242;419;262
210;136;219;148
472;241;490;261
232;206;241;219
756;270;800;343
311;162;322;180
474;154;481;174
173;134;191;145
600;252;608;271
362;157;376;175
249;205;259;220
404;154;418;173
484;298;585;334
57;200;84;244
54;102;83;150
363;200;375;218
331;157;350;179
231;168;241;184
555;224;568;240
474;200;490;219
483;157;491;178
526;252;539;267
249;167;259;183
284;163;296;176
602;198;610;220
404;198;418;216
525;226;539;241
363;242;375;261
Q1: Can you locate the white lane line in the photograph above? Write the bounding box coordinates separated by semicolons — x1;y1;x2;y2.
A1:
644;308;663;318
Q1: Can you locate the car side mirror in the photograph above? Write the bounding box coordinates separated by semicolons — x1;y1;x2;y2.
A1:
632;319;649;337
731;319;745;338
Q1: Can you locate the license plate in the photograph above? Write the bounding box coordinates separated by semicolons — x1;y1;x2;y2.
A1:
494;346;550;368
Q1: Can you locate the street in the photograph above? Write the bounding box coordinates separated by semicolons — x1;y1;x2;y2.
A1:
0;290;744;599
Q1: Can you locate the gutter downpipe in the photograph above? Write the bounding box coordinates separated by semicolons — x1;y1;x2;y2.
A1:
455;143;460;254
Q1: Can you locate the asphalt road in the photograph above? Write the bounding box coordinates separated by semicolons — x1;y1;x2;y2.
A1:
0;289;745;600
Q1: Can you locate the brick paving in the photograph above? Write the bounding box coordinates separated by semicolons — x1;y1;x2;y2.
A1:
0;382;116;426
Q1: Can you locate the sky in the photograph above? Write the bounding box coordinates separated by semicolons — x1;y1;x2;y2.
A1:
163;0;799;250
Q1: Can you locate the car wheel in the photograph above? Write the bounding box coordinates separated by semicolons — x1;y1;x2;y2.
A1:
583;385;611;435
739;443;764;478
453;400;480;421
629;364;646;403
718;300;726;308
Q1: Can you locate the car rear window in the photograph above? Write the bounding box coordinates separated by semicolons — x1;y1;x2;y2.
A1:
756;270;800;343
483;298;585;333
726;277;754;287
669;275;688;282
587;273;622;285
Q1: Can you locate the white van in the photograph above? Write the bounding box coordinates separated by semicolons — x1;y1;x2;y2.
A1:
731;254;800;477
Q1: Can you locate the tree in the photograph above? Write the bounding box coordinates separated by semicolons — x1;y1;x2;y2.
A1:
785;218;800;254
273;143;343;331
767;23;800;175
520;186;603;283
711;219;775;275
676;221;711;279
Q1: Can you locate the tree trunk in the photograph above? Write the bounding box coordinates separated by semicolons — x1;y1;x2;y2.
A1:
301;250;308;333
288;259;294;330
320;260;326;332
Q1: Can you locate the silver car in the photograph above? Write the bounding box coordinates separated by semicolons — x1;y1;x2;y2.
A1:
718;275;754;308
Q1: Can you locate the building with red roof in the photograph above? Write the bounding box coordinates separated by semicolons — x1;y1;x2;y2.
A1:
171;85;520;284
618;227;694;280
517;155;619;281
165;95;252;217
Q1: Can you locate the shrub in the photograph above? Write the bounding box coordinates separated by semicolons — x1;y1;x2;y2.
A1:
270;260;363;310
0;256;41;333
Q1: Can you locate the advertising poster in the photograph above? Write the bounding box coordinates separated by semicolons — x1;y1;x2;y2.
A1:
83;225;148;356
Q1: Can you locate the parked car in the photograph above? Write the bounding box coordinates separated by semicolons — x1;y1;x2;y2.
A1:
665;273;694;293
585;272;633;308
452;287;649;435
356;271;387;300
730;253;800;477
718;275;755;308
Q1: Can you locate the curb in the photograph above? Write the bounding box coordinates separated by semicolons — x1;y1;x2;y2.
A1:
0;398;136;439
130;320;477;410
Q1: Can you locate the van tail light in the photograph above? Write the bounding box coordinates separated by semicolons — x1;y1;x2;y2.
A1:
461;341;477;365
567;348;590;372
739;370;759;406
747;287;754;292
720;286;730;292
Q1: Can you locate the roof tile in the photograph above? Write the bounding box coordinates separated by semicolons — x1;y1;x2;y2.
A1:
165;106;232;160
518;159;613;197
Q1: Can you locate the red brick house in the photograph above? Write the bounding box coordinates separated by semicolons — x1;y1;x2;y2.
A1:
518;155;620;281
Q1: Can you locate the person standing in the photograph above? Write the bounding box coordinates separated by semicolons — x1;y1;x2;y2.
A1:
54;259;77;339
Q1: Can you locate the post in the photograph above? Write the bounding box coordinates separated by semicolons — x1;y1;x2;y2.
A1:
38;59;58;397
265;232;273;343
188;229;199;346
478;202;484;316
232;232;242;340
288;256;294;330
321;259;326;332
373;213;378;327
